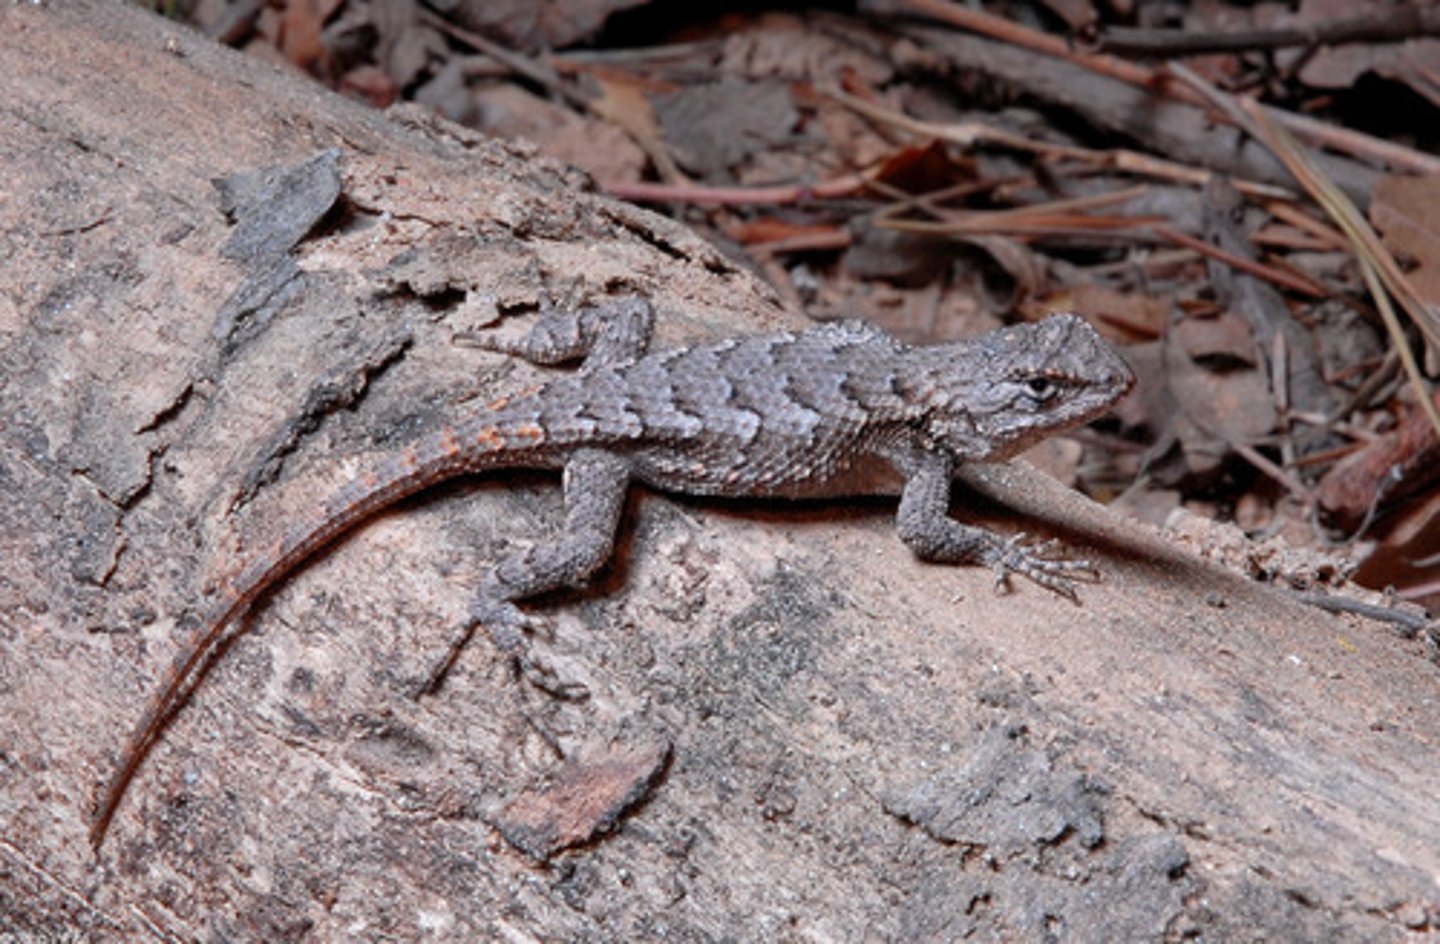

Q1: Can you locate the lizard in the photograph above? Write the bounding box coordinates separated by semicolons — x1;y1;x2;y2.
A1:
89;295;1134;849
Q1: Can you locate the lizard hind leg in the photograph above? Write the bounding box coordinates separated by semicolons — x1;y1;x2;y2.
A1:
419;448;633;698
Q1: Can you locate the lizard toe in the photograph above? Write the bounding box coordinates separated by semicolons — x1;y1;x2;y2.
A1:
516;652;591;702
987;532;1100;602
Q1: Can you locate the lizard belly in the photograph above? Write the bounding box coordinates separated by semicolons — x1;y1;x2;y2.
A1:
628;434;905;500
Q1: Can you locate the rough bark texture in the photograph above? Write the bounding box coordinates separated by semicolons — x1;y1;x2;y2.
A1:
1;3;1437;941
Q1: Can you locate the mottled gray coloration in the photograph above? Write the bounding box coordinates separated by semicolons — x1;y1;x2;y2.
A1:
91;297;1134;848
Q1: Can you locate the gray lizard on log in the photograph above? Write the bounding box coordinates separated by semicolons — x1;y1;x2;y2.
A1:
91;297;1134;848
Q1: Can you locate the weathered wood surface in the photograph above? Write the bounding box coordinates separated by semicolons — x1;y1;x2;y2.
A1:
1;2;1436;940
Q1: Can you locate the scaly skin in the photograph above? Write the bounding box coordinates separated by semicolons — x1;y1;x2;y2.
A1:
90;297;1133;848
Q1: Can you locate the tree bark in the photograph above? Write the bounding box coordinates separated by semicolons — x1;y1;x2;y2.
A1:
1;2;1436;940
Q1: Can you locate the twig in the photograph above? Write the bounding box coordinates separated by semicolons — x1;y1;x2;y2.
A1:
825;84;1295;200
1148;224;1328;298
1291;591;1433;639
1088;8;1440;57
1094;8;1440;57
416;10;689;184
416;9;586;110
603;175;868;207
1260;200;1350;251
863;0;1440;175
1229;436;1314;505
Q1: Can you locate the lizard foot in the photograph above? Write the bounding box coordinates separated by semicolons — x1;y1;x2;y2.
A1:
415;600;544;697
416;600;589;702
513;652;590;702
986;532;1100;602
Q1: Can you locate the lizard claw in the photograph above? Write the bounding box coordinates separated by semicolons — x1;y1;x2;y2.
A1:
987;532;1100;602
416;600;547;697
476;599;548;652
492;607;590;702
514;652;590;702
420;598;590;702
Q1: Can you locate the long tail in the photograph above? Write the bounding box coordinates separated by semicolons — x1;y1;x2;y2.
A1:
90;413;553;849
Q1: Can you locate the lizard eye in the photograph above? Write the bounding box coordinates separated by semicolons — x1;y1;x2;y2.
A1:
1024;376;1057;401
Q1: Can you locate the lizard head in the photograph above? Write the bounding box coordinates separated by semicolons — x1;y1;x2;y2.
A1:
915;313;1134;463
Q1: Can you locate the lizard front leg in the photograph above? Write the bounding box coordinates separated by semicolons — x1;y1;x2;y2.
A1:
895;450;1098;600
422;448;632;695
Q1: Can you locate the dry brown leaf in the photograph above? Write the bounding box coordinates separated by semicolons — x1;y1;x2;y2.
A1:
1315;387;1440;531
1031;283;1167;341
589;71;685;184
652;79;799;180
450;0;650;49
1352;486;1440;609
1173;311;1257;367
1370;173;1440;314
1289;0;1440;108
278;0;329;74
